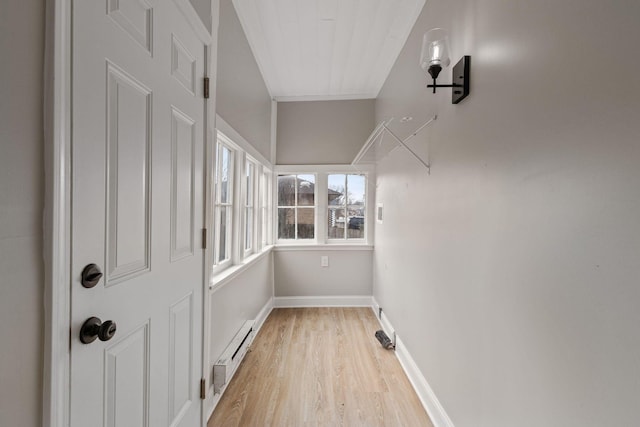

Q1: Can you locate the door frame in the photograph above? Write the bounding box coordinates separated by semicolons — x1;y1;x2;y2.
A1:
43;1;216;425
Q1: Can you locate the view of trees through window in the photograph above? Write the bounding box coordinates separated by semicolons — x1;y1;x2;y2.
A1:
328;174;366;239
277;174;315;240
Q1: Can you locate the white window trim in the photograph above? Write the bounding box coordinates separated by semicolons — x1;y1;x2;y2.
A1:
274;164;375;246
243;156;260;258
260;168;273;249
275;172;318;242
210;245;274;292
212;135;236;275
326;173;368;243
211;118;274;279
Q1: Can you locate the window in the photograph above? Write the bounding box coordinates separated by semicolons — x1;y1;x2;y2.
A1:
274;168;372;245
244;159;256;255
213;141;234;268
211;127;274;278
277;174;316;240
327;174;366;240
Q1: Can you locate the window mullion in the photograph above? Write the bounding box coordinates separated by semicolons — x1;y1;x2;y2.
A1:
294;178;298;240
316;173;327;244
252;164;257;251
343;175;348;240
254;166;260;250
213;206;220;263
243;159;253;255
232;152;242;264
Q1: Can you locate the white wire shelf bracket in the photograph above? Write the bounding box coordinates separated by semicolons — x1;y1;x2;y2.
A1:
351;121;387;165
351;115;437;174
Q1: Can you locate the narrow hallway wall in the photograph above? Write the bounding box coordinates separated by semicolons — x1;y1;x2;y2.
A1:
0;0;45;425
374;1;640;426
276;99;374;165
216;0;272;161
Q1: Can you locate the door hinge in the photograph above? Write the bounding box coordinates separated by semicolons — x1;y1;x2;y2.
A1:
203;77;210;99
201;228;207;249
200;378;206;399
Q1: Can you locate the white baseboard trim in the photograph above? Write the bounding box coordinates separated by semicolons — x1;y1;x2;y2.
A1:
371;299;454;427
274;295;374;307
205;296;274;421
395;336;455;427
254;296;274;333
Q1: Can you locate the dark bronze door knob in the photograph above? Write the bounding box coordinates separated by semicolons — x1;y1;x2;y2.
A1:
80;317;117;344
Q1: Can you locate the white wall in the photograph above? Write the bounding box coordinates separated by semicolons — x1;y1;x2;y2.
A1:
276;99;375;165
216;0;272;161
374;1;640;426
0;0;44;426
209;255;273;362
274;249;372;297
206;253;273;414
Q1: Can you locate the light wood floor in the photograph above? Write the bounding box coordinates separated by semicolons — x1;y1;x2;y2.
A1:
208;307;433;427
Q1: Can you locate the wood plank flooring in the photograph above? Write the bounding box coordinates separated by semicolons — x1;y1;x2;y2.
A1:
208;307;434;427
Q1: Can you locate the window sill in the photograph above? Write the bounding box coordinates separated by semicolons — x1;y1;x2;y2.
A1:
209;245;274;293
274;244;374;252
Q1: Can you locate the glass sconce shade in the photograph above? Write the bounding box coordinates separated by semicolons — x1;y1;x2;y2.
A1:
419;27;471;103
420;28;451;78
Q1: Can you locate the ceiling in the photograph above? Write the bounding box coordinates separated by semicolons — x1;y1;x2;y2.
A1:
232;0;425;101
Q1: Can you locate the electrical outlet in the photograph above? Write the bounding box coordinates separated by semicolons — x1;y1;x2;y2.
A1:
321;256;329;267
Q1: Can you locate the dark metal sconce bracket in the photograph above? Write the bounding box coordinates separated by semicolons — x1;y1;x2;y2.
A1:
427;55;471;104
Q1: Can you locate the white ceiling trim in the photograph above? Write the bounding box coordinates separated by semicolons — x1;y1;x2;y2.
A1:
232;0;425;100
275;93;377;102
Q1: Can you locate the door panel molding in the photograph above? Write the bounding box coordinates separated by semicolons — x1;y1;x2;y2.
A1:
170;106;196;262
104;321;151;427
169;293;194;426
105;61;153;284
171;34;196;95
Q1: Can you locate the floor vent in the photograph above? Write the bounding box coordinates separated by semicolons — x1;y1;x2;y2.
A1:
213;320;254;394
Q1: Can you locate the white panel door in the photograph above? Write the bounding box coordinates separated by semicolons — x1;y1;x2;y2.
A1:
70;1;206;426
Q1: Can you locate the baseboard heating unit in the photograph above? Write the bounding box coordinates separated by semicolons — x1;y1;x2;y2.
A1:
213;320;254;394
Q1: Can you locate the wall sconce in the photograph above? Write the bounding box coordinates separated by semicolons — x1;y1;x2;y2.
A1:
420;28;471;104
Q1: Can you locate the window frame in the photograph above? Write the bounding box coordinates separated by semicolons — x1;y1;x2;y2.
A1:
212;136;236;273
274;165;375;246
242;156;259;258
210;124;275;279
276;173;318;242
260;168;273;249
327;173;367;242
